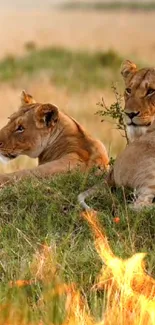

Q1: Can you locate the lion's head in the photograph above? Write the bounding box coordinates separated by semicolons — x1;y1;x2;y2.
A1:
121;60;155;142
0;91;59;163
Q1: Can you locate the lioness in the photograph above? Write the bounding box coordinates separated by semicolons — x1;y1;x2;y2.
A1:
78;60;155;210
122;60;155;142
0;91;109;186
109;122;155;210
110;60;155;209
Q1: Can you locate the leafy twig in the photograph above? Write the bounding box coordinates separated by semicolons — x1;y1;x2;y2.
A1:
96;84;129;144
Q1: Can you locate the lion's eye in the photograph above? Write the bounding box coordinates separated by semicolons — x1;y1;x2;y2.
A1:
15;125;24;133
146;88;155;96
125;88;131;95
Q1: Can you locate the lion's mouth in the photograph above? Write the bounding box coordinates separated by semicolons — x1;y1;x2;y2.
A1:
4;153;17;160
127;122;152;127
0;153;17;165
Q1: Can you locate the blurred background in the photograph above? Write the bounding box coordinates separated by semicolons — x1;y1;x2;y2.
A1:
0;0;155;173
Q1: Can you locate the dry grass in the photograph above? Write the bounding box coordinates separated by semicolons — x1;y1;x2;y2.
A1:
0;10;155;61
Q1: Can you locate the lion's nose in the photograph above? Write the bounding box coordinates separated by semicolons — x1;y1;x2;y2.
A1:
125;111;140;119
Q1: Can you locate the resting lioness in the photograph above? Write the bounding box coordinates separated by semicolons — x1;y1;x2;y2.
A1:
109;61;155;209
0;91;109;186
78;60;155;210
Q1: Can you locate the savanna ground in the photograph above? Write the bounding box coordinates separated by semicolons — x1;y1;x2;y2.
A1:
0;4;155;323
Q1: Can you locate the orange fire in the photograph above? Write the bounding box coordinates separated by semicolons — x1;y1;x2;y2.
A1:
1;211;155;325
82;211;155;325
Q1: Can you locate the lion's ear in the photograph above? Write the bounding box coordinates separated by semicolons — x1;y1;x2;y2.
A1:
35;103;59;128
20;90;36;105
121;60;137;83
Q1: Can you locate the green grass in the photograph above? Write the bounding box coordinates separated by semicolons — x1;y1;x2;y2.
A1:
0;169;154;322
62;1;155;11
0;47;122;91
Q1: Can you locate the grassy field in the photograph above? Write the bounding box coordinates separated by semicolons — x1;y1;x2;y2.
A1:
0;7;154;323
0;169;154;323
0;47;122;89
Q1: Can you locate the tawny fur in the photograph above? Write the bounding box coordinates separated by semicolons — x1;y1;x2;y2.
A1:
112;61;155;209
78;60;155;211
112;123;155;210
0;91;109;186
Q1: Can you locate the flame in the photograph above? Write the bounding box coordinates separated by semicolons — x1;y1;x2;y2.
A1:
82;210;155;325
1;211;155;324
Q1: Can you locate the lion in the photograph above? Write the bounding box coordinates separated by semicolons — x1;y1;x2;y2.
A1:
0;91;109;186
122;60;155;142
78;60;155;211
111;60;155;209
108;122;155;210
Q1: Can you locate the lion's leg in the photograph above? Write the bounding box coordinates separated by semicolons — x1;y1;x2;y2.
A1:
35;154;85;177
129;186;155;211
0;154;85;186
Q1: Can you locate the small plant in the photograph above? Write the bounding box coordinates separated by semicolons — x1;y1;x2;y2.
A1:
96;84;129;144
97;50;122;68
24;41;37;52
